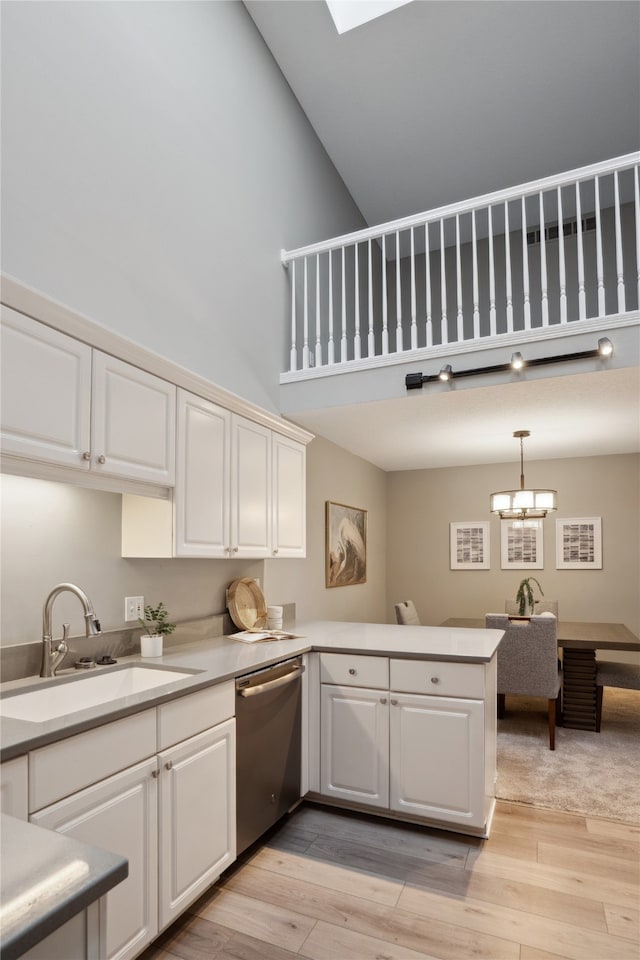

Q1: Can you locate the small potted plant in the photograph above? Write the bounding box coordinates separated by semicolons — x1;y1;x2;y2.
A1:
138;602;175;657
515;577;544;617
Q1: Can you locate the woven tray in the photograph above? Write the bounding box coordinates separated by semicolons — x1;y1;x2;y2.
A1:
227;578;268;631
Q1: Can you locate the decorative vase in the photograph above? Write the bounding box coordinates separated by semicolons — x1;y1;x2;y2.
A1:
140;633;163;657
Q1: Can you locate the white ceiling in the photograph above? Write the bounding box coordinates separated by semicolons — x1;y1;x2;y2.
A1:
245;0;640;470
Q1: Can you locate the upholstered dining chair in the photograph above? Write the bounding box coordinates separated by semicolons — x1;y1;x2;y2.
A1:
486;613;562;750
505;599;559;618
395;601;420;625
595;660;640;732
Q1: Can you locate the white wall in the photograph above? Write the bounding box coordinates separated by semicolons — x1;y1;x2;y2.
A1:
0;0;365;414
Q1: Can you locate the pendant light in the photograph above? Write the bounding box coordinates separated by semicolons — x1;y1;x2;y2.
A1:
490;430;557;520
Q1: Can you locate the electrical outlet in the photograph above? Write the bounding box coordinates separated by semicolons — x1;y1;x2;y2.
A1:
125;596;144;622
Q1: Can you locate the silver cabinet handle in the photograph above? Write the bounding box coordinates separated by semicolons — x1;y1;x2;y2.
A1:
431;676;440;684
273;547;279;555
348;668;357;676
233;546;239;553
151;769;159;779
391;698;398;706
82;451;91;461
165;760;173;771
97;455;106;464
380;697;387;704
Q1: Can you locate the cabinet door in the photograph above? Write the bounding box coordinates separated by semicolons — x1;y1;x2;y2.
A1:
175;390;231;557
320;685;389;808
230;415;271;558
31;758;158;960
389;694;485;829
0;755;28;819
271;434;306;558
0;308;91;468
91;352;175;486
158;719;236;930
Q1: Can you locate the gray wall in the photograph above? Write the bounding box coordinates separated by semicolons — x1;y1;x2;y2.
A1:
1;0;365;413
387;453;640;639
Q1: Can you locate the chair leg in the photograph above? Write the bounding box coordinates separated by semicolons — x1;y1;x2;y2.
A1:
555;691;562;727
497;693;506;719
547;698;556;750
595;685;604;733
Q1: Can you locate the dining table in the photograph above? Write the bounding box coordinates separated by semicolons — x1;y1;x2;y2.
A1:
441;618;640;731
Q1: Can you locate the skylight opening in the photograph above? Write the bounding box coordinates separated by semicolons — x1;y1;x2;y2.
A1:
325;0;413;35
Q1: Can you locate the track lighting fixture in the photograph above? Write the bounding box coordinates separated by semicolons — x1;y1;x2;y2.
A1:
405;338;614;390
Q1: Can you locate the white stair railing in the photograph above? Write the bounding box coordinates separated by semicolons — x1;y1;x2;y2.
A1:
281;153;640;376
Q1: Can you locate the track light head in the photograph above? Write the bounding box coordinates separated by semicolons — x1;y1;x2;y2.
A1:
439;364;453;381
598;337;614;357
510;352;525;371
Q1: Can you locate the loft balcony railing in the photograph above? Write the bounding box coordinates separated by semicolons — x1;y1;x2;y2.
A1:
281;153;640;380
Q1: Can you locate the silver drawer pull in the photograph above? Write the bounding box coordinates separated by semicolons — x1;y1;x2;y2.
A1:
380;697;387;704
391;698;398;706
348;668;357;676
97;455;106;464
165;760;173;771
151;769;159;779
430;676;440;684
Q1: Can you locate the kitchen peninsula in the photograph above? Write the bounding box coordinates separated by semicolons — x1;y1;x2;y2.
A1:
0;619;502;960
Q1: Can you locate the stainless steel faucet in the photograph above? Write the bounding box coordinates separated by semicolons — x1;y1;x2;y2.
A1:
41;583;102;677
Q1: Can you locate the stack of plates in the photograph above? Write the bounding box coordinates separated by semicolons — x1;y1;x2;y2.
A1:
227;578;268;631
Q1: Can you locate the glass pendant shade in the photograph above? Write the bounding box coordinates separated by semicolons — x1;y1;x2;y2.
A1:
490;431;557;520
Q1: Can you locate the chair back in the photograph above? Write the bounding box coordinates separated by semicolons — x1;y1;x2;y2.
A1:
486;614;560;698
505;599;559;617
395;601;420;625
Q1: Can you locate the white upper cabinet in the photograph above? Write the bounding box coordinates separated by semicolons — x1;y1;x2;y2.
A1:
271;433;306;558
174;390;231;557
1;308;176;486
230;414;271;559
1;308;92;468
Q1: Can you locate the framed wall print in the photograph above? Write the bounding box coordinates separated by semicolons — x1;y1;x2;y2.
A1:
449;521;490;570
556;517;602;569
500;520;544;569
326;501;367;587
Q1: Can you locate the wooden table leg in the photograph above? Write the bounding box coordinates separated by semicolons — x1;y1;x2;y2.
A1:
562;648;597;730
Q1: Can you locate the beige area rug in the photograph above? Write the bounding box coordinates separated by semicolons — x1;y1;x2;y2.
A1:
496;687;640;823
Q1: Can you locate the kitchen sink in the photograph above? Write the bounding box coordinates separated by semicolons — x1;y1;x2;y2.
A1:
0;664;201;723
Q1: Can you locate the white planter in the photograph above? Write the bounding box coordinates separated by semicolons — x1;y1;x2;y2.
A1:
140;634;163;657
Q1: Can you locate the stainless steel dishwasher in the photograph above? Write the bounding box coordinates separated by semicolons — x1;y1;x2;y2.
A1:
235;656;303;854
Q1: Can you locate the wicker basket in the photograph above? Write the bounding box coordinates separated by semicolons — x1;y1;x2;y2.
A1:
227;578;268;631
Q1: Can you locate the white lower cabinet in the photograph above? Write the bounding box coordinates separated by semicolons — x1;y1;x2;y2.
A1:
28;685;236;960
320;685;389;808
31;758;159;960
158;719;235;930
319;654;495;834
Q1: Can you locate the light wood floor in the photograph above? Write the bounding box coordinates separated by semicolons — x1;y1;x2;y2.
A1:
140;800;639;960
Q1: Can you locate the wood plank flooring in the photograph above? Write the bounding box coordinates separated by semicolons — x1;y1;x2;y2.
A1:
140;801;640;960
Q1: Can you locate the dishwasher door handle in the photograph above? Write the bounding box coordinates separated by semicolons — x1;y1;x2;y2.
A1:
237;664;303;698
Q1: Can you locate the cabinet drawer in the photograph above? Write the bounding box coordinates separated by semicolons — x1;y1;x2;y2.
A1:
390;659;485;699
29;709;156;812
320;653;389;689
157;681;235;750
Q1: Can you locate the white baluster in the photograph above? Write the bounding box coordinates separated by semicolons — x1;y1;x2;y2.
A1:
368;239;375;357
440;219;448;344
488;205;496;335
425;222;433;347
341;245;348;361
521;196;531;329
303;257;310;369
410;227;417;349
505;201;513;333
576;181;586;320
354;243;361;359
395;230;403;352
557;186;567;323
328;251;334;365
471;210;479;339
614;170;626;314
289;259;297;371
539;192;549;326
455;214;463;342
315;253;322;366
635;165;640;310
595;175;605;316
382;234;389;354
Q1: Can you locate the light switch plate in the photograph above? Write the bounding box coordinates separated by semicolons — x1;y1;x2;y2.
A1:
125;596;144;622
